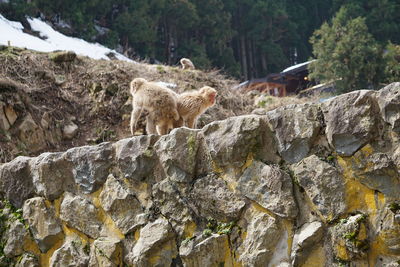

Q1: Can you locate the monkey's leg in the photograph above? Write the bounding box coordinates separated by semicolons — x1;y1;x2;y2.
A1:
157;122;169;135
146;114;157;135
130;106;143;135
186;117;196;129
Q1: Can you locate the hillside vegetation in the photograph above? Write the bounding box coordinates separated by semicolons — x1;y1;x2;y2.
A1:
0;46;252;163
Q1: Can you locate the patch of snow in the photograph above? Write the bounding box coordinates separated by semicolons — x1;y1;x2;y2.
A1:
281;60;316;73
155;82;177;89
0;15;54;51
0;15;135;63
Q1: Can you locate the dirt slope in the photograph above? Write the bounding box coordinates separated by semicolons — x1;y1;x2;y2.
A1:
0;46;253;162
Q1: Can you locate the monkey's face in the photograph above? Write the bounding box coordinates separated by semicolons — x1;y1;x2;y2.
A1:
208;91;217;105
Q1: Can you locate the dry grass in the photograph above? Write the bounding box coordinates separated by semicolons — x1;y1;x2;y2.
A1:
252;91;334;112
0;47;253;162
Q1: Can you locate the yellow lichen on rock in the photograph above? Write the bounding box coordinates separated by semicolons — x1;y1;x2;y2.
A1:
337;145;386;215
301;246;326;267
39;235;65;267
183;221;197;238
90;188;125;241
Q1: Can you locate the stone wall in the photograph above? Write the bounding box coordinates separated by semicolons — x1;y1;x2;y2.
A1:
0;83;399;266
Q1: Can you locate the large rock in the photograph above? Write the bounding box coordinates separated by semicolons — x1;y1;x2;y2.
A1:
376;82;400;132
0;156;34;208
322;90;381;156
152;179;195;235
50;238;90;267
292;155;346;221
202;115;280;169
30;152;75;200
155;128;202;183
23;197;63;252
60;193;102;239
237;161;297;219
291;221;324;266
265;103;322;163
114;135;160;181
180;234;232;267
125;218;177;267
238;207;283;266
190;174;246;221
99;174;144;234
89;238;122;267
3;220;30;257
64;142;114;194
347;151;400;198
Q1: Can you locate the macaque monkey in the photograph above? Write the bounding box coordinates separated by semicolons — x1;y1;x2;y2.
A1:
180;58;195;70
130;78;179;135
174;86;217;128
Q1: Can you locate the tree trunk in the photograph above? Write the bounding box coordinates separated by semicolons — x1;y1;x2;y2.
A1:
261;54;267;74
240;35;248;80
248;38;254;79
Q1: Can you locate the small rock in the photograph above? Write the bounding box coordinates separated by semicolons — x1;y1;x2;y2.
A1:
18;113;47;152
89;238;122;267
15;253;39;267
0;101;10;130
63;121;79;140
330;214;368;261
50;238;90;267
4;104;17;126
251;108;267;115
49;51;76;63
394;214;400;224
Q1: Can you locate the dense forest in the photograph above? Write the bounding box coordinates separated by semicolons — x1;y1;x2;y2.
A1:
1;0;400;82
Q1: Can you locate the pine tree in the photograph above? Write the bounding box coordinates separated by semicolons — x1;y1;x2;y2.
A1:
309;7;382;93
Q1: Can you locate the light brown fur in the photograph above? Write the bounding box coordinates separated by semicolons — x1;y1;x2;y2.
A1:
180;58;195;70
174;86;217;128
130;78;179;135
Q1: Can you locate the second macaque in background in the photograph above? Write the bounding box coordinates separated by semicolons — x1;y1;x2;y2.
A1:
174;86;217;129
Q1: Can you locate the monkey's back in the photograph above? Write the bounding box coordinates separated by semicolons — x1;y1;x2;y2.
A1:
138;83;179;121
177;93;206;119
